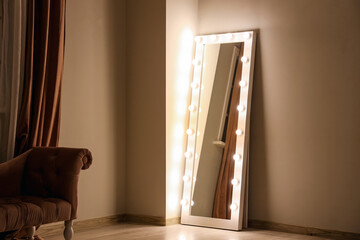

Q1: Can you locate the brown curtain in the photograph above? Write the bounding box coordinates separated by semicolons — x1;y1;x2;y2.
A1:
213;47;243;219
14;0;65;156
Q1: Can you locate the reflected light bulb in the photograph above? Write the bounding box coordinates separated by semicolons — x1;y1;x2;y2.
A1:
230;203;238;211
241;56;249;63
183;175;191;182
186;129;194;136
239;80;247;88
188;105;197;112
237;104;246;112
180;199;188;206
184;151;192;158
236;129;243;135
190;82;199;89
233;154;241;161
231;178;240;186
191;200;195;206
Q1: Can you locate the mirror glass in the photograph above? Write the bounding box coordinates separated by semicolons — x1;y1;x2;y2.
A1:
191;42;244;219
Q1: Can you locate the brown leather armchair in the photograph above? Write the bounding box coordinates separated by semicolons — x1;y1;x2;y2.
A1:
0;147;92;240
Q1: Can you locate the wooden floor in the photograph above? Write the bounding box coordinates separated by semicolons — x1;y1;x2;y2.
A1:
44;223;331;240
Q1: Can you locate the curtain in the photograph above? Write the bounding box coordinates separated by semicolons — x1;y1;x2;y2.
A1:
0;0;27;163
212;48;243;219
15;0;66;156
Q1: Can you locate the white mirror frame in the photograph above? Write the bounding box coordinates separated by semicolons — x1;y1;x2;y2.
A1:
180;31;257;230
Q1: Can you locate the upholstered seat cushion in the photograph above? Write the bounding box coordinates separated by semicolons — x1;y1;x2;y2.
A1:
0;196;71;232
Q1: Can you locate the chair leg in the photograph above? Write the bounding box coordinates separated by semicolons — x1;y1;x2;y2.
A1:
64;220;74;240
25;226;36;240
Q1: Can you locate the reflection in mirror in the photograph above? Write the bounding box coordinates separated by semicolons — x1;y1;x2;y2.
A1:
191;42;244;219
180;31;256;230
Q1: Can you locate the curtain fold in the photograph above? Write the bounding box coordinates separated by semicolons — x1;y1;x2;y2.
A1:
15;0;65;156
0;0;27;163
212;47;244;219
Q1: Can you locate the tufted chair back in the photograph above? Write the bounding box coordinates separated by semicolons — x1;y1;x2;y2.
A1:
21;147;92;219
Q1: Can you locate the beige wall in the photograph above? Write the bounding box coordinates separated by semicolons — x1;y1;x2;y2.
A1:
166;0;198;219
60;0;126;220
126;0;167;217
198;0;360;233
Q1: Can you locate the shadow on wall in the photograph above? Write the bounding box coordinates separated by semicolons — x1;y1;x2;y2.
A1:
248;31;270;220
104;0;126;214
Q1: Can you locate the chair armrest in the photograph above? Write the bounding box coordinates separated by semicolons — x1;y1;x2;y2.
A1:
0;150;31;197
22;147;92;219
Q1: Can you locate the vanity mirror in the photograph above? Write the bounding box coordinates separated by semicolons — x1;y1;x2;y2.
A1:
181;31;256;230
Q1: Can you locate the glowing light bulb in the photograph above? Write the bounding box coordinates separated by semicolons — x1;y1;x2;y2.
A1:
188;105;197;112
191;200;195;206
244;32;251;40
192;59;201;66
195;36;203;43
231;178;240;186
239;80;247;88
233;154;241;161
180;199;188;206
237;104;246;112
184;151;192;158
230;203;238;211
241;56;249;63
186;128;194;136
209;35;217;42
183;175;191;182
190;82;199;89
236;129;243;135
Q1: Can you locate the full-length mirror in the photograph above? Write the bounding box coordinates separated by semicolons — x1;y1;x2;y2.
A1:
181;31;256;230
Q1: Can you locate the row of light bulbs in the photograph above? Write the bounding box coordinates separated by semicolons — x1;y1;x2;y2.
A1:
181;33;251;212
195;32;252;44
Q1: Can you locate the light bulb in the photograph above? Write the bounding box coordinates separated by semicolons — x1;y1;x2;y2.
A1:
230;203;238;211
224;33;233;40
180;199;188;206
237;104;246;112
190;82;199;89
195;36;202;43
239;80;247;88
231;178;240;186
197;131;200;136
236;129;243;135
209;35;217;42
193;177;197;182
191;200;195;206
188;105;197;112
244;32;251;40
241;56;249;63
233;154;241;161
192;59;201;66
186;128;194;136
183;175;191;182
184;151;192;158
